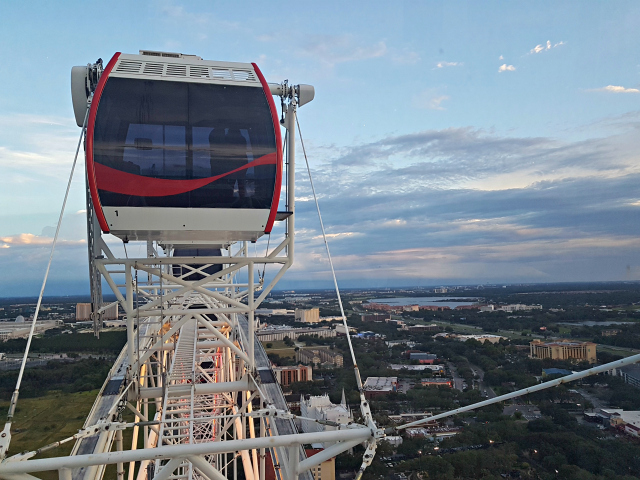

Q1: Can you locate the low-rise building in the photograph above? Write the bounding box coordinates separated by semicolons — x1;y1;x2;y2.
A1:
408;352;437;364
272;364;312;387
334;324;357;336
389;364;445;374
611;364;640;389
363;376;397;399
296;347;343;367
529;339;597;364
403;324;440;333
421;378;453;388
257;326;336;342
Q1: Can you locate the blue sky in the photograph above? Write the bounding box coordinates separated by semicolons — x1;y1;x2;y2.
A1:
1;1;639;295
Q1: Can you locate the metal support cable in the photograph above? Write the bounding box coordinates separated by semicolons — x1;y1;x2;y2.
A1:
5;106;89;423
295;117;363;390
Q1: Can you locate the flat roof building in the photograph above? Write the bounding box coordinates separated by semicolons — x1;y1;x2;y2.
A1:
296;347;343;368
363;376;397;399
272;364;312;387
421;378;453;388
530;339;597;364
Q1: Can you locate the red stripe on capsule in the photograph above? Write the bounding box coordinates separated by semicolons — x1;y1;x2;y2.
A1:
252;63;282;234
86;52;121;233
95;152;277;197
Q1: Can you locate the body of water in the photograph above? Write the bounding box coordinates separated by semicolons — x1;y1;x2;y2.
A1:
370;296;478;310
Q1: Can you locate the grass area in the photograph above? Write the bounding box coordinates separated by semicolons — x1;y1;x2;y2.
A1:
261;340;297;358
266;348;296;358
0;390;99;480
596;345;640;357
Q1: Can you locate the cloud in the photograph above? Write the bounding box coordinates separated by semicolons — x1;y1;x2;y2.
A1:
0;233;85;247
588;85;640;94
499;55;504;60
412;90;450;110
295;35;387;68
498;64;516;73
528;40;564;55
435;61;462;69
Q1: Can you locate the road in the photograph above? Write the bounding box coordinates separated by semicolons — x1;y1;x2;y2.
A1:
468;364;497;399
447;363;465;391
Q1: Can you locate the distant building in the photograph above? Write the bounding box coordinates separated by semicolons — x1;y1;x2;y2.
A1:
611;364;640;389
334;324;356;336
257;326;336;342
300;392;352;448
256;308;293;316
296;347;343;367
457;334;506;344
408;352;437;364
76;302;119;321
295;308;320;323
403;324;440;333
433;288;448;293
76;303;91;321
362;303;400;313
498;304;542;312
418;305;450;312
421;378;453;388
272;364;312;387
601;329;621;337
360;313;390;322
389;364;445;374
380;436;403;447
479;305;495;312
363;376;397;399
403;305;420;312
529;339;597;364
305;448;336;480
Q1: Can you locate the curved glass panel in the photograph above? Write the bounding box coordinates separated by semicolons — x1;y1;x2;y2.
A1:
93;77;277;209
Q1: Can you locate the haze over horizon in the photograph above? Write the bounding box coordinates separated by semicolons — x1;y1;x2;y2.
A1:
1;1;640;296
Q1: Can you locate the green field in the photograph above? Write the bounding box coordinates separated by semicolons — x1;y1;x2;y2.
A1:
0;390;99;480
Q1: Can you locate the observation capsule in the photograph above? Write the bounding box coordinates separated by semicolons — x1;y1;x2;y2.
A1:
71;51;282;243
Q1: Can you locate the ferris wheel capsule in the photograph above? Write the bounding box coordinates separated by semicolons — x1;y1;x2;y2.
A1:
71;51;283;244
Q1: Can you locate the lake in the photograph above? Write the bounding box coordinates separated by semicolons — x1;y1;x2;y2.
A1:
370;296;478;310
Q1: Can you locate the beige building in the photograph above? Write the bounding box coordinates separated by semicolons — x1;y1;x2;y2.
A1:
305;449;335;480
76;303;119;321
296;347;343;367
530;339;597;364
295;308;320;323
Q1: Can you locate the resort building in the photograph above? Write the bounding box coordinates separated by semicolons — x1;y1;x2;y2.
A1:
529;339;597;364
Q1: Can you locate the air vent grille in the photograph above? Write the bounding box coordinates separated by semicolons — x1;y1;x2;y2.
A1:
210;68;233;80
116;61;143;73
143;63;165;75
114;60;259;83
232;70;256;82
166;64;187;76
189;66;209;78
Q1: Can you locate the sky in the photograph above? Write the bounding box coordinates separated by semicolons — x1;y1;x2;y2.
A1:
0;0;640;296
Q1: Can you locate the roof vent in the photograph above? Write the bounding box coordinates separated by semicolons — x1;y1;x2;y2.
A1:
139;50;203;60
